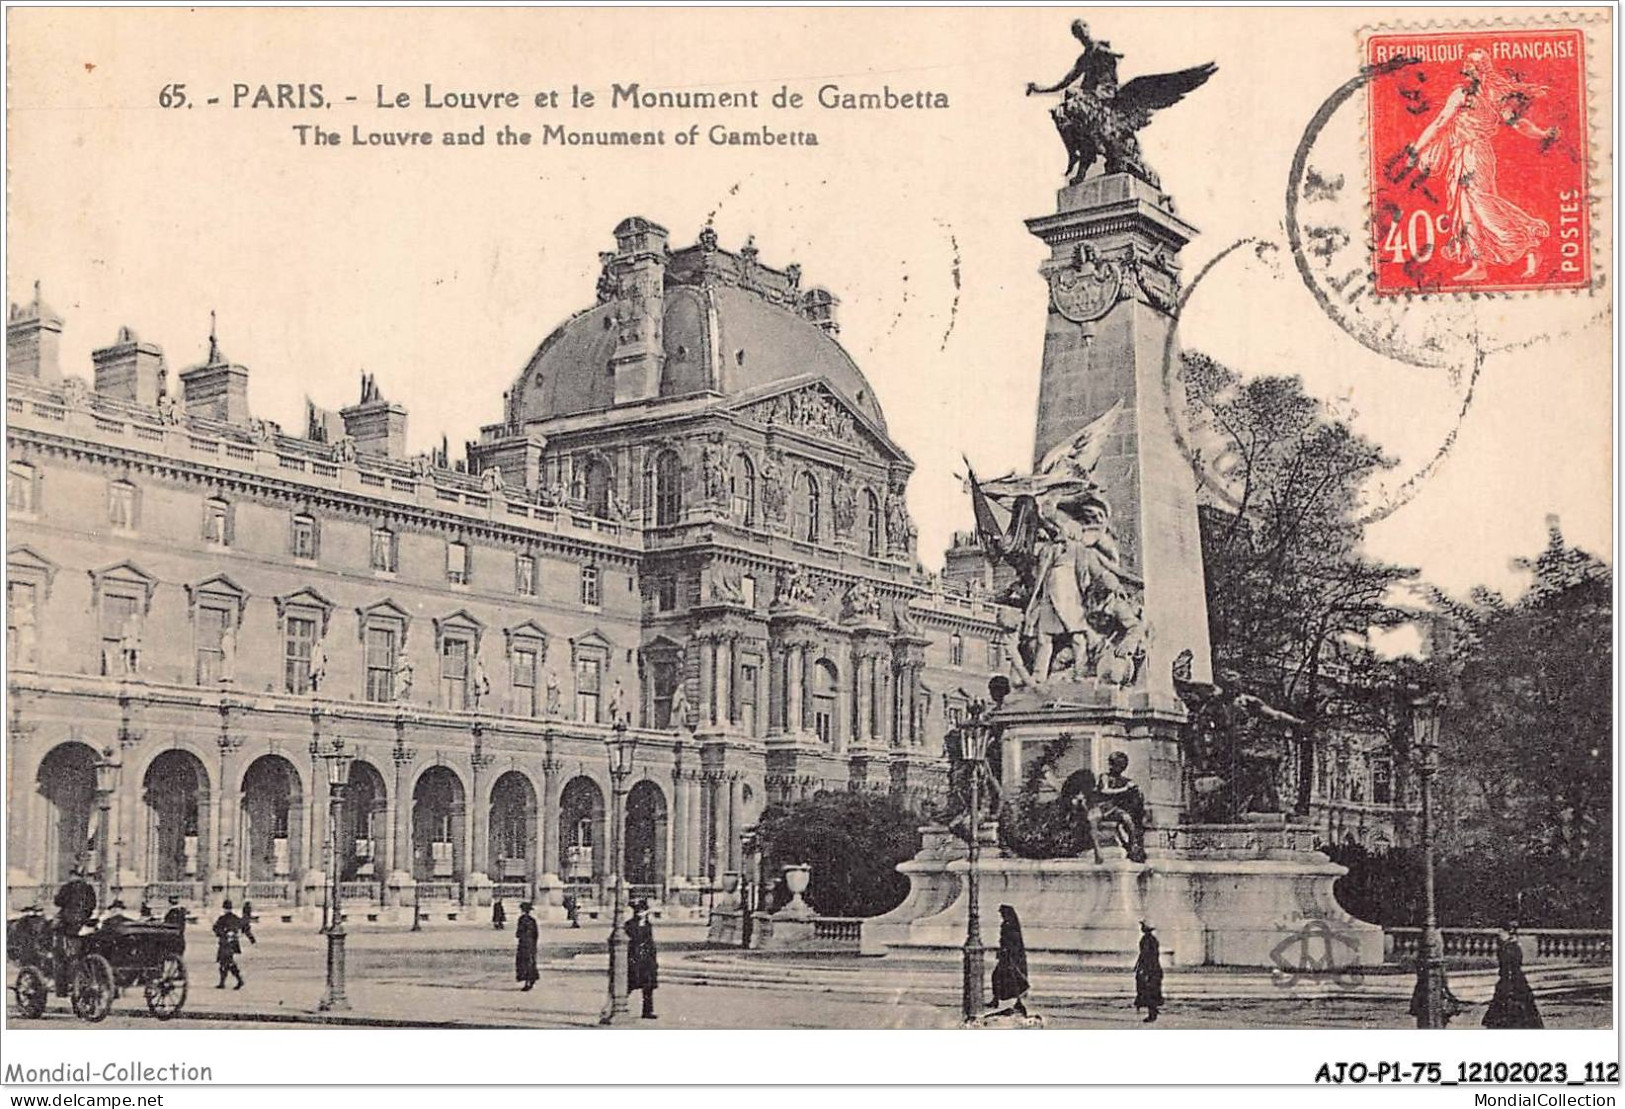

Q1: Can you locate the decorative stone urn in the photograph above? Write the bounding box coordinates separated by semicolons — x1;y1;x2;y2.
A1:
779;863;813;918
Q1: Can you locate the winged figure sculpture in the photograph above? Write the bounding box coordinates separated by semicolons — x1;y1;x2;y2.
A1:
1026;19;1217;187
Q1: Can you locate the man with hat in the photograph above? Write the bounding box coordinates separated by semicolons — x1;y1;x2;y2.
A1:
514;901;539;991
1134;919;1164;1023
625;899;659;1019
212;899;245;989
163;896;188;930
101;899;132;930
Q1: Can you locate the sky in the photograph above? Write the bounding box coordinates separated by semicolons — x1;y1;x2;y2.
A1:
7;7;1614;606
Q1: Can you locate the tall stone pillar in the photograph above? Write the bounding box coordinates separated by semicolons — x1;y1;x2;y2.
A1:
684;772;703;880
785;644;804;733
469;750;492;888
1026;172;1212;700
717;640;733;728
699;639;715;727
669;761;688;883
391;751;413;885
704;773;722;880
726;773;742;872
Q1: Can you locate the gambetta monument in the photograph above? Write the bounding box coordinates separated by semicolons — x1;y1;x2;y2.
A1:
864;21;1382;969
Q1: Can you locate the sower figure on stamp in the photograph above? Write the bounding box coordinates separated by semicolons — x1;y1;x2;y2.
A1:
1134;920;1164;1023
1406;50;1558;283
626;899;659;1019
213;899;245;990
515;901;539;992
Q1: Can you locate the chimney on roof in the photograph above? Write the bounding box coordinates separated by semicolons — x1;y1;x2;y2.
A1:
607;216;669;406
7;282;64;382
93;327;168;407
801;287;840;335
340;371;408;457
178;312;252;424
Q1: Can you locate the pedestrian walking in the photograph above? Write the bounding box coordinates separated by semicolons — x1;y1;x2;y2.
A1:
163;896;187;930
238;900;257;946
492;898;507;931
515;901;539;991
1134;920;1164;1023
564;893;580;929
988;904;1031;1017
1483;921;1543;1028
213;900;245;990
626;899;658;1019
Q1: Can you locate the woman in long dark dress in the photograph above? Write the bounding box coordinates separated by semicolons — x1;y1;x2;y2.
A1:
1483;922;1543;1028
626;900;659;1018
989;904;1031;1016
1134;920;1164;1023
515;901;539;991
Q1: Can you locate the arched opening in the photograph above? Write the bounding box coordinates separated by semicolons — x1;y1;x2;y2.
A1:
37;742;100;886
812;659;839;745
412;766;466;894
337;761;387;888
241;755;303;899
793;471;820;543
558;776;605;888
583;457;612;518
862;488;882;557
142;749;210;896
652;451;682;527
624;780;667;890
730;454;756;526
488;771;537;885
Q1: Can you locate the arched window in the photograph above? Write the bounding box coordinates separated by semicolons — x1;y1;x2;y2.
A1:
583;457;612;518
793;471;820;543
652;451;682;527
730;454;756;526
812;659;839;745
862;489;882;557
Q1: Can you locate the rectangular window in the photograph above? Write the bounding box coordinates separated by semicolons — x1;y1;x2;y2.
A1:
285;615;317;694
515;554;536;596
108;482;137;530
741;575;757;609
576;656;602;723
447;542;469;586
441;637;470;709
581;565;600;608
513;647;539;716
950;634;965;668
1372;760;1393;806
99;593;140;676
813;703;833;745
8;580;39;668
8;462;36;513
370;529;396;574
655;576;677;612
291;515;318;561
195;606;230;684
364;626;398;702
988;640;1001;669
740;662;760;736
203;500;230;546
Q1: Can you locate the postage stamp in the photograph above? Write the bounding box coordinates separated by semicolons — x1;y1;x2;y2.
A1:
1365;27;1591;295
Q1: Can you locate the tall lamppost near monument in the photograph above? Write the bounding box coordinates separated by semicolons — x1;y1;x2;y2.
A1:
317;736;354;1013
600;720;638;1025
951;701;998;1023
93;747;122;909
1410;694;1445;1028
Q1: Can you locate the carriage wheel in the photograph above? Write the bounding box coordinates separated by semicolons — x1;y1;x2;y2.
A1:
70;955;115;1023
13;966;47;1019
144;956;188;1020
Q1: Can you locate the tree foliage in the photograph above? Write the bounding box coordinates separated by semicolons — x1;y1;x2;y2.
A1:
753;791;922;918
1183;351;1417;728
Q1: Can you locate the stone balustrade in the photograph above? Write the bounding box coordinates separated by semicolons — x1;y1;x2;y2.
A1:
1386;927;1611;964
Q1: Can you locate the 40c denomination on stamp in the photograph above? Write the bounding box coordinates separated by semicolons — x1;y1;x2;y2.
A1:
1366;27;1590;295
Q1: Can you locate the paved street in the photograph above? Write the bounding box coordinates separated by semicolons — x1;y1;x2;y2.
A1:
8;923;1611;1030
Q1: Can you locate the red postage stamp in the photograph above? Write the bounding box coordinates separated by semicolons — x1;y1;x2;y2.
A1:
1366;27;1590;295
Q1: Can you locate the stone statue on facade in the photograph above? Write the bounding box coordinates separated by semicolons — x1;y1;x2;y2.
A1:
394;658;414;703
668;678;691;732
775;566;818;609
544;669;563;717
841;579;885;623
966;400;1148;687
710;565;746;606
1025;19;1217;187
832;471;858;535
702;438;730;504
309;635;329;694
1096;751;1148;863
760;452;788;520
607;679;627;726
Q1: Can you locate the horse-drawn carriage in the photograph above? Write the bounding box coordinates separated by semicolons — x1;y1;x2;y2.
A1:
8;907;189;1022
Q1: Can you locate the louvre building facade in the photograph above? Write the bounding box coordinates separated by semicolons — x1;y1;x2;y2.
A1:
5;218;1007;920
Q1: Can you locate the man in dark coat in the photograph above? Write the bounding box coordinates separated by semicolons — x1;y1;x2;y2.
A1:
515;902;539;991
1134;920;1164;1023
625;899;658;1019
989;904;1031;1017
213;900;245;989
1483;922;1543;1028
492;898;507;931
163;896;188;930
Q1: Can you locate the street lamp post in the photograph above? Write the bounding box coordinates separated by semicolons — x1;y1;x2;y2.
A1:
952;702;998;1024
93;747;122;910
317;737;354;1012
1411;694;1445;1028
600;721;638;1025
